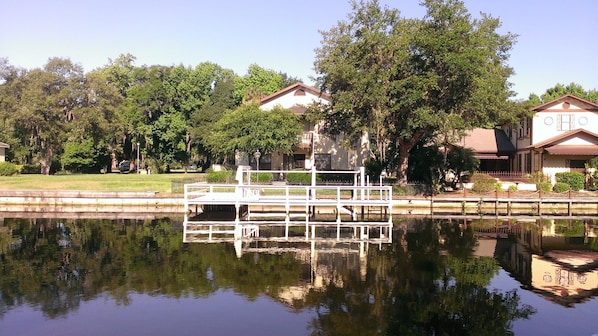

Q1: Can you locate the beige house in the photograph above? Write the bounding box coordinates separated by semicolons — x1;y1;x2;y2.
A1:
509;94;598;182
257;82;370;171
0;142;8;162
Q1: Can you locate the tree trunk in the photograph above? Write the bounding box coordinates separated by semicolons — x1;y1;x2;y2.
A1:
395;145;410;186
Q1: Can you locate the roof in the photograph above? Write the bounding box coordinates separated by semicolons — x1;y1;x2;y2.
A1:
0;142;9;148
531;94;598;112
259;82;331;106
544;145;598;155
454;128;515;155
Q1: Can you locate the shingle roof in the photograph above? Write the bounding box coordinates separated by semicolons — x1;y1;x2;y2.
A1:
454;128;515;155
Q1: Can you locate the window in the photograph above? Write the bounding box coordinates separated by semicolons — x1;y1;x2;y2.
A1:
568;160;586;169
557;114;575;131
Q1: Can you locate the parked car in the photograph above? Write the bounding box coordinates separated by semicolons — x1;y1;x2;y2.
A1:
118;160;131;173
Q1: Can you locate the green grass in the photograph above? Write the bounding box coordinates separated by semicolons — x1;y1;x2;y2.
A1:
0;172;206;194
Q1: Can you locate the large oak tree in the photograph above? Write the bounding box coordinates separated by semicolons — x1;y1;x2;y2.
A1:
314;0;517;184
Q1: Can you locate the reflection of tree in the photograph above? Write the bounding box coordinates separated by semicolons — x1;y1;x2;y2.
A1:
308;219;535;335
0;217;303;318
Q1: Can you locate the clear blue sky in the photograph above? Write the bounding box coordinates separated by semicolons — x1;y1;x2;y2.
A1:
2;0;596;100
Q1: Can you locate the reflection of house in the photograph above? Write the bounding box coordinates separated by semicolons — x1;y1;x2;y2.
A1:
531;251;598;306
0;142;9;162
511;94;598;182
259;82;370;171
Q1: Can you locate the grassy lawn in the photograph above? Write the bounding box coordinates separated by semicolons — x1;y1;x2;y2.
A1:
0;173;206;194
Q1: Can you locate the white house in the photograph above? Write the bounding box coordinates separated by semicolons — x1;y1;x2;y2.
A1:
0;142;8;162
258;82;370;171
510;94;598;182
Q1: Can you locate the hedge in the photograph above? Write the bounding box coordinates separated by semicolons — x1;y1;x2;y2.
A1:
555;172;584;191
0;162;19;176
553;182;570;193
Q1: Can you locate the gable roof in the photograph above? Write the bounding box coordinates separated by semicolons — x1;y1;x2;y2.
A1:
529;128;598;148
0;142;9;148
454;128;515;156
531;94;598;112
259;82;331;106
527;128;598;155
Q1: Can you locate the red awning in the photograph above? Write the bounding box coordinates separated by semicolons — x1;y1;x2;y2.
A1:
544;145;598;155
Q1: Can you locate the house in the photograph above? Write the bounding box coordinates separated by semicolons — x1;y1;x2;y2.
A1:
0;142;8;162
453;128;516;173
257;82;370;171
510;94;598;182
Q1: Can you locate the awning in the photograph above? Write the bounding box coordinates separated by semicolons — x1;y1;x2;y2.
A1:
544;145;598;155
474;154;510;160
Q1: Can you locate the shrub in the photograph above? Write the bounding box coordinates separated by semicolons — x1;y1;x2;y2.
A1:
251;172;273;183
207;170;233;183
555;172;584;191
0;162;19;176
20;164;40;174
286;170;318;185
526;171;550;184
471;179;496;193
553;182;570;193
536;182;552;193
508;184;518;192
470;173;494;183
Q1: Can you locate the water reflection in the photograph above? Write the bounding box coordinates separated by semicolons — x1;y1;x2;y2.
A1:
3;215;598;334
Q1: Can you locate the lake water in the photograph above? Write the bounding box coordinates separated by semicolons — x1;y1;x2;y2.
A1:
2;215;598;335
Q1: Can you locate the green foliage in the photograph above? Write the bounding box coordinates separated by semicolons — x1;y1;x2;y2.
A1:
233;64;298;105
0;161;19;176
446;146;480;183
536;182;552;193
553;182;570;193
470;173;495;183
529;82;598;105
314;0;517;184
251;172;273;183
471;179;497;193
286;171;317;185
555;172;584;191
61;139;96;173
206;170;233;183
20;164;40;174
525;171;550;184
508;184;518;192
365;159;385;179
205;104;302;161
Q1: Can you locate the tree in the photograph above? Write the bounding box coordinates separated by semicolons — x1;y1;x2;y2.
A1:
529;82;598;105
205;103;302;162
314;0;517;185
234;64;299;105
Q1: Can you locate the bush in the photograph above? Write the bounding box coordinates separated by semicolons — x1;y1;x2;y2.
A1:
526;171;550;184
206;170;233;183
471;179;496;193
508;184;518;192
20;164;40;174
536;182;552;193
555;172;584;191
470;173;494;183
0;162;19;176
286;170;318;185
553;182;570;193
251;172;273;183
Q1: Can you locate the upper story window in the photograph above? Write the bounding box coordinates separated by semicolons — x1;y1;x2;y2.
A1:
557;114;575;131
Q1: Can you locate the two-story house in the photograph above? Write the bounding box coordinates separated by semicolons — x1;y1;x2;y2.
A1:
258;82;370;171
510;94;598;182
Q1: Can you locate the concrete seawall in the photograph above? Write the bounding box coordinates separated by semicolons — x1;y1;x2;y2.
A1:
0;190;184;214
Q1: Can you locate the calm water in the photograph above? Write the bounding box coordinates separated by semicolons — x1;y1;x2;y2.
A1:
2;215;598;335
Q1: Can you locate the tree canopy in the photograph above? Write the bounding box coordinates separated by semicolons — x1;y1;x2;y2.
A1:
314;0;518;184
529;82;598;105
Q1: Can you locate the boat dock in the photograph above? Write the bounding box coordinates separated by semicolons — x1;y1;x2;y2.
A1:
183;167;393;243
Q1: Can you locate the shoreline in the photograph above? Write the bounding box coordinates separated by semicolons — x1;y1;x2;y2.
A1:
1;189;597;217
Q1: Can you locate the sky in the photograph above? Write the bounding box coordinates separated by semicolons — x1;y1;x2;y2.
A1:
1;0;597;100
